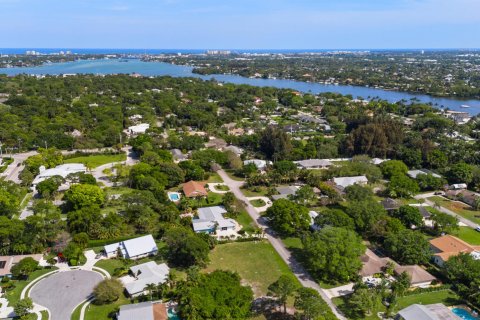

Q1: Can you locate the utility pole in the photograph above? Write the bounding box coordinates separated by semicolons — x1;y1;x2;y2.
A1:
44;140;48;149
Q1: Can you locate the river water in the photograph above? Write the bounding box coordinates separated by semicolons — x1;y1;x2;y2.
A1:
1;58;479;115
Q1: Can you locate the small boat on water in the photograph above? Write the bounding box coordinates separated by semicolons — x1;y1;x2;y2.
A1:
461;104;471;108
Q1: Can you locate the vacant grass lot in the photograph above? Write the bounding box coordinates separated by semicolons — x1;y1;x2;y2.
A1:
204;241;299;297
454;226;480;245
333;289;461;320
64;153;126;168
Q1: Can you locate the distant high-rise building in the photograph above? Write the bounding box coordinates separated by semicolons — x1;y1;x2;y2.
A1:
206;50;231;55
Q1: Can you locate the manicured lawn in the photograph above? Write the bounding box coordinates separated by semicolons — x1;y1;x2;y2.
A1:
453;227;480;245
428;196;480;224
84;294;130;320
213;184;230;191
94;259;126;275
236;209;257;233
282;237;303;250
204;241;299;297
40;310;48;319
242;186;270;197
207;172;223;183
397;290;461;309
333;289;461;320
250;199;266;208
5;267;57;307
225;169;245;181
104;187;134;197
196;192;224;207
64;153;126;168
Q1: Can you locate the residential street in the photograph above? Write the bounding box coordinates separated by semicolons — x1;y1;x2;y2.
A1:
415;193;479;229
217;169;346;320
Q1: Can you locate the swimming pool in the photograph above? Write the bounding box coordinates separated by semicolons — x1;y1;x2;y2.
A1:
452;308;479;319
167;192;181;202
168;308;180;320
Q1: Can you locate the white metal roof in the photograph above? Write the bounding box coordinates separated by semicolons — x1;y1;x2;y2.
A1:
123;235;158;258
118;302;154;320
33;163;86;185
294;159;332;168
128;123;150;134
198;206;227;221
125;262;170;296
333;176;368;189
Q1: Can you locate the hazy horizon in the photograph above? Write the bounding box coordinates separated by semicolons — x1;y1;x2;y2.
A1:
1;0;479;49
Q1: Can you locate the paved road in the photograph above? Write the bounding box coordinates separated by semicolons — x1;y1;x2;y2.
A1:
30;270;103;320
415;192;479;229
217;169;346;320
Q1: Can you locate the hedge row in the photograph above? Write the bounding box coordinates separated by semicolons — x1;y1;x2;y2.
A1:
403;284;452;296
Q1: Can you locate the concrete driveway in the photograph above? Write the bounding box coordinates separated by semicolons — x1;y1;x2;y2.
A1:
30;270;103;320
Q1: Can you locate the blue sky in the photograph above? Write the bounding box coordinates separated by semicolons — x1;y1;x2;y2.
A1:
1;0;479;49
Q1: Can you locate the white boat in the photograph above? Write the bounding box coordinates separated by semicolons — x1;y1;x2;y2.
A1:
461;104;471;108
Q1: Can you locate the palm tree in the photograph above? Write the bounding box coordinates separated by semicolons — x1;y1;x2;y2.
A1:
145;283;157;301
166;271;178;289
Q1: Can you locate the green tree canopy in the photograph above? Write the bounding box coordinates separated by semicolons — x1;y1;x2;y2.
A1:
268;275;300;314
93;279;124;304
10;257;39;279
380;160;408;179
265;199;310;236
384;229;431;265
177;270;254;320
391;205;424;228
302;227;365;283
64;184;105;210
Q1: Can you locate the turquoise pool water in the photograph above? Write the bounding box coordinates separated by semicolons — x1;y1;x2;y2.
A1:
168;308;180;320
168;192;181;201
452;308;478;319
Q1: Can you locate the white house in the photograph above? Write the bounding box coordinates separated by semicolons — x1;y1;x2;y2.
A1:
192;206;236;234
104;235;158;259
32;163;86;186
294;159;332;170
122;261;170;297
407;169;442;179
333;176;368;190
127;123;150;136
243;159;271;171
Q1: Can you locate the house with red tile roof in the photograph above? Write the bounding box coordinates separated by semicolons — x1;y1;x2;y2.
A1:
183;181;208;198
430;235;480;267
